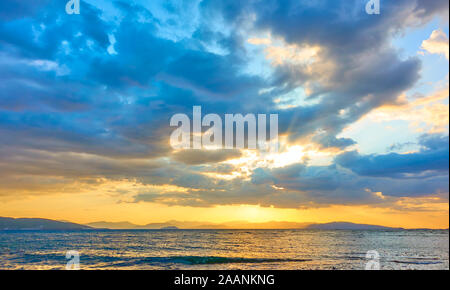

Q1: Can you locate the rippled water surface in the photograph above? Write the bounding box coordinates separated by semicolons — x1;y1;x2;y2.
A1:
0;229;448;270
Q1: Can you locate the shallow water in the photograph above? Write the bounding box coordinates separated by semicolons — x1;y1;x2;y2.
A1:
0;229;448;270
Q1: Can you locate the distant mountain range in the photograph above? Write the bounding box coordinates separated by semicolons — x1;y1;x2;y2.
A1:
2;217;444;231
86;220;409;230
304;222;404;230
0;217;91;230
85;220;313;230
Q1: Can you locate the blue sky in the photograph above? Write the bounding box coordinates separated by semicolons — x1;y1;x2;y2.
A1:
0;0;448;227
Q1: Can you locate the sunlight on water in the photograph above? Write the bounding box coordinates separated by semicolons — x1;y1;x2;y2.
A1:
0;230;448;270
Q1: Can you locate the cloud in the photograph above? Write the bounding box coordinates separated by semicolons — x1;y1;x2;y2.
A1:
421;29;449;59
229;0;441;147
0;0;50;20
335;134;449;178
0;0;448;211
172;149;242;165
312;134;356;150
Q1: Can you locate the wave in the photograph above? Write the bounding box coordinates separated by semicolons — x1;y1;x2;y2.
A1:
116;256;313;266
390;260;443;265
6;251;313;267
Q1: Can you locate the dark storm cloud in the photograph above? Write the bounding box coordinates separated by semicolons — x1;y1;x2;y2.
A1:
336;134;449;178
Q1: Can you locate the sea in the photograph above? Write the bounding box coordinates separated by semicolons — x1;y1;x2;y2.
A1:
0;229;448;270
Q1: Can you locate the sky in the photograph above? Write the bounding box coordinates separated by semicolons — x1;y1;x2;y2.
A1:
0;0;448;229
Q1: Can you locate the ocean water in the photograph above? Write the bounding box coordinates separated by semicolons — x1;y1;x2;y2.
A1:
0;229;448;270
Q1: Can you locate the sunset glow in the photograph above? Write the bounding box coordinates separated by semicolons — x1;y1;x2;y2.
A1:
0;0;448;230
